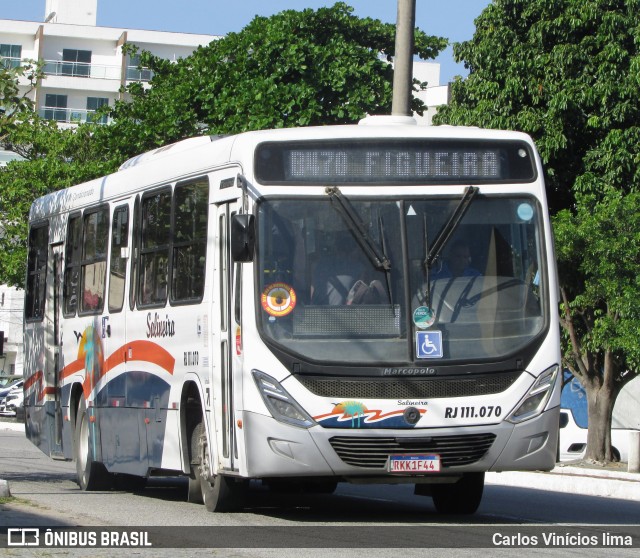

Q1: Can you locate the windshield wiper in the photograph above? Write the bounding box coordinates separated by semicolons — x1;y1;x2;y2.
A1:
325;186;391;271
326;186;393;306
425;186;479;269
419;186;478;310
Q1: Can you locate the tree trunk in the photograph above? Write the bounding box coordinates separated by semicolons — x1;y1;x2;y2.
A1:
583;354;617;463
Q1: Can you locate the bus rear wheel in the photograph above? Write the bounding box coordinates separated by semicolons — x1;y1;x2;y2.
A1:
74;399;112;491
431;472;484;515
189;421;244;512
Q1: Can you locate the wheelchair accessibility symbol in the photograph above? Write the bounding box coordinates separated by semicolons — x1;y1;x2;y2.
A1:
416;331;443;359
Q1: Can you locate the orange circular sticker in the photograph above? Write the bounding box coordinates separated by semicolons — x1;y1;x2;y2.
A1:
261;282;297;317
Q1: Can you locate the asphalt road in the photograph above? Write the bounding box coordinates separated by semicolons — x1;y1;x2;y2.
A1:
1;427;639;556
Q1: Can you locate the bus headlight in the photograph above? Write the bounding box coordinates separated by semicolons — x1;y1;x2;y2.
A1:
252;370;316;429
507;365;559;424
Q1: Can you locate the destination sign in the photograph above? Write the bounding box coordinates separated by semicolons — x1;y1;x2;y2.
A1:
255;139;535;185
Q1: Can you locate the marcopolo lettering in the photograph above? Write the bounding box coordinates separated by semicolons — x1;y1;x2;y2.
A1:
383;367;436;376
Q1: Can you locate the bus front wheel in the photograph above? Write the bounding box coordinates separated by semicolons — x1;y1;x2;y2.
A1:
74;399;112;491
190;421;244;512
431;472;484;515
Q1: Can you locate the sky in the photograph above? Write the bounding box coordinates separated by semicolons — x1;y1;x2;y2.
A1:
2;1;491;83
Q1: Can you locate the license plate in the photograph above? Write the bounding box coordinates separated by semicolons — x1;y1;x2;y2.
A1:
388;454;441;473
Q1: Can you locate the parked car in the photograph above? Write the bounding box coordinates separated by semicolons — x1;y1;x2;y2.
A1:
0;375;21;389
0;379;22;399
558;408;630;462
0;380;23;416
4;388;24;414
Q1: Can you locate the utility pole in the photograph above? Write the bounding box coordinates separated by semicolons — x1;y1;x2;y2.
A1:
391;0;416;116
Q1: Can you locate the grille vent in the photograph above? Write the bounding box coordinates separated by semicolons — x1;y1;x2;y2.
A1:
296;371;520;399
329;433;496;469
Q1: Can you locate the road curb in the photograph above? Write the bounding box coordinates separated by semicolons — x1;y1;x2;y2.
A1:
486;467;640;501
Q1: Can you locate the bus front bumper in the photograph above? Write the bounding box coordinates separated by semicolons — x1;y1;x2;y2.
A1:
242;406;559;480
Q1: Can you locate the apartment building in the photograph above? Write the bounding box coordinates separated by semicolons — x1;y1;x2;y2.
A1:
0;0;217;127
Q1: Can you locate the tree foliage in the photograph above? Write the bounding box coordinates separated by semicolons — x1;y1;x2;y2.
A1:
0;60;41;145
554;190;640;460
103;2;447;157
434;0;640;211
434;0;640;462
0;121;118;287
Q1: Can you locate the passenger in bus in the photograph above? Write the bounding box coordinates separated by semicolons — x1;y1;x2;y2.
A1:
431;240;481;280
310;231;389;305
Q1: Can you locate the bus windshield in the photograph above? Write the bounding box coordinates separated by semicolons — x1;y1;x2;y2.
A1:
256;195;547;367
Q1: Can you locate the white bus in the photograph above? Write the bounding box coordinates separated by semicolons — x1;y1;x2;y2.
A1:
24;116;561;514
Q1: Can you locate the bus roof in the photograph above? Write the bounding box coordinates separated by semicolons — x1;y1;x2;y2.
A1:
29;121;535;222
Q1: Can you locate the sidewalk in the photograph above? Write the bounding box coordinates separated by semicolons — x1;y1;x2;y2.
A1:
2;418;639;502
486;463;640;502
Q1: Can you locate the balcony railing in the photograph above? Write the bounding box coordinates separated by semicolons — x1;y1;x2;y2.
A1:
43;60;122;80
38;106;109;125
126;65;154;82
1;56;22;69
5;57;153;83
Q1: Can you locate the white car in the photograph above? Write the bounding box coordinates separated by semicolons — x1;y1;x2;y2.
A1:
0;382;23;416
558;408;630;462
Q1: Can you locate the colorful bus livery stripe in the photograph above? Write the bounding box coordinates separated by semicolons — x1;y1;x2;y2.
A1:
25;338;176;404
314;401;427;429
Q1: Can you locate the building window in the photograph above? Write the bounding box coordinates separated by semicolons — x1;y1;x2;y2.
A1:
25;223;49;321
126;54;153;82
44;94;68;122
0;44;21;69
87;97;109;124
62;49;91;77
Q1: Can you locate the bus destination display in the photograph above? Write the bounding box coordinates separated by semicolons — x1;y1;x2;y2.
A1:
255;140;535;185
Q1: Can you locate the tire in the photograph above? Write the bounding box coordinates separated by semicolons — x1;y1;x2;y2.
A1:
190;421;245;512
431;473;484;515
187;422;204;504
74;399;112;491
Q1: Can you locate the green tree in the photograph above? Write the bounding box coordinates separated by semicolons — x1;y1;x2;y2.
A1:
554;190;640;462
0;120;118;287
0;59;41;145
103;2;447;157
434;0;640;462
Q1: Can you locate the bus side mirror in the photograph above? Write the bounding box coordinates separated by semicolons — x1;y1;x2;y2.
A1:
231;214;255;262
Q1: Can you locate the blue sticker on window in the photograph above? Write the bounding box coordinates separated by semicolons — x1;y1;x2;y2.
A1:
416;331;443;359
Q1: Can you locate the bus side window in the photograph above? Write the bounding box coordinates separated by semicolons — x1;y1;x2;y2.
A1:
80;206;109;315
25;223;49;321
108;205;129;313
138;188;171;307
63;213;82;317
171;178;209;304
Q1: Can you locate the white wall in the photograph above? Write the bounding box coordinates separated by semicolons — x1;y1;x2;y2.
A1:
45;0;98;26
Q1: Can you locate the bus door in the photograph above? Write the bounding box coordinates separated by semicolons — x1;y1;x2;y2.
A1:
101;201;134;471
45;242;64;458
212;189;241;472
